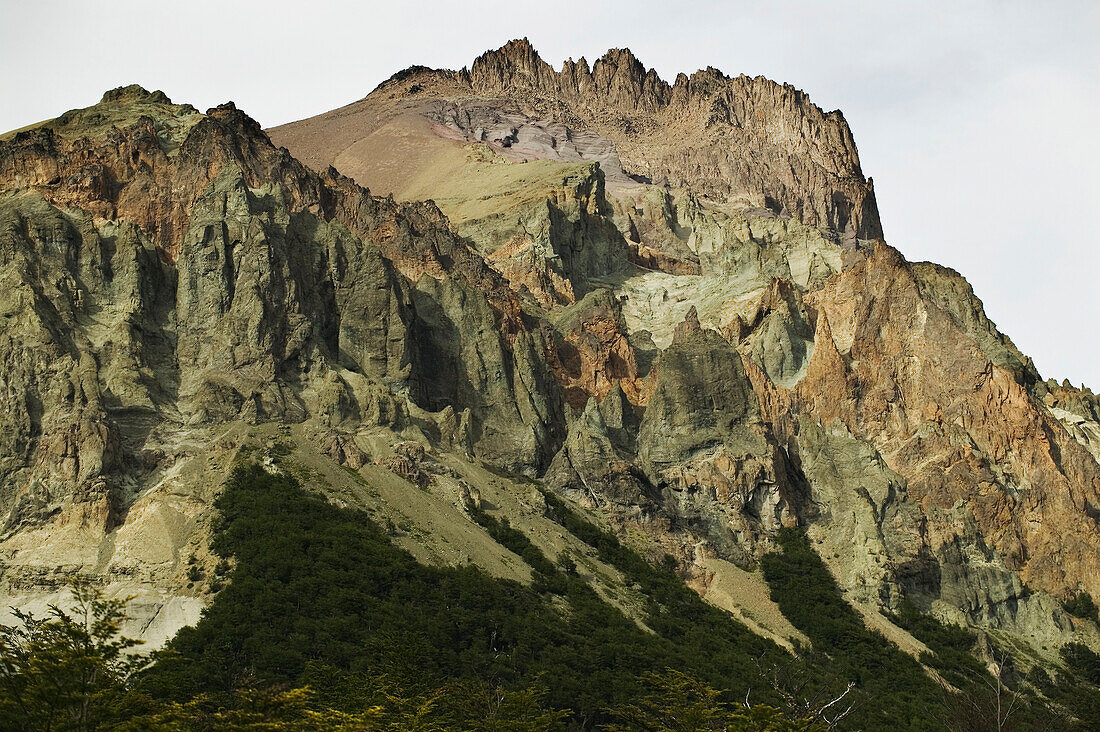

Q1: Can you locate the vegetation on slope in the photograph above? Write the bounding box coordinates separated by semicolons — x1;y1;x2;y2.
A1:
760;528;1100;730
760;529;944;729
6;464;1100;729
141;464;812;727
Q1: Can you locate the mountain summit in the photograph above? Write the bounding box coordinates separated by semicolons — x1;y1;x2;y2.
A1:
276;39;881;246
1;40;1099;726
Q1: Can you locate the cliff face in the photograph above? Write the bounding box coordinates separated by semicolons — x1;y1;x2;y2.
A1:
2;40;1099;664
465;39;880;241
0;85;568;637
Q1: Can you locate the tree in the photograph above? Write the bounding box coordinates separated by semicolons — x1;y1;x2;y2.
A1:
121;685;378;731
1062;593;1099;622
940;648;1026;732
0;584;147;731
753;656;858;729
601;670;818;732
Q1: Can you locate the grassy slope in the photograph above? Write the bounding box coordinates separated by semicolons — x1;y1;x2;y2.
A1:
138;458;1084;729
143;463;794;725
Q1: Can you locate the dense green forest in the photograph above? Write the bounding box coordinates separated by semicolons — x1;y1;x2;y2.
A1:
3;463;1100;730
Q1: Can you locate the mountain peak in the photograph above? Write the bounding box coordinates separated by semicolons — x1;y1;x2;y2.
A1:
274;39;882;241
594;46;644;71
590;45;670;111
469;38;555;93
100;83;171;106
5;37;1100;725
498;36;538;56
468;39;669;111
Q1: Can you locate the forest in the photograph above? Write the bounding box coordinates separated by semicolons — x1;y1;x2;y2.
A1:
2;464;1100;730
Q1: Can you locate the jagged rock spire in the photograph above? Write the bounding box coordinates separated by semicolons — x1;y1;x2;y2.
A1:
469;39;669;111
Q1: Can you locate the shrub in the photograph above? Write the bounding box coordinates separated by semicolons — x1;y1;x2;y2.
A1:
1063;592;1099;622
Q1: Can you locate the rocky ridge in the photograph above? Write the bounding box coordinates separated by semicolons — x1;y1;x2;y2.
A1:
0;40;1096;673
269;40;1100;663
0;85;569;639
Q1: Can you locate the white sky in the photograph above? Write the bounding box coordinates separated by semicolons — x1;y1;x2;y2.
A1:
2;0;1097;387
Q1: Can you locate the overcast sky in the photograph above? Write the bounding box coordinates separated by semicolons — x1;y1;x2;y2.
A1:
2;0;1097;387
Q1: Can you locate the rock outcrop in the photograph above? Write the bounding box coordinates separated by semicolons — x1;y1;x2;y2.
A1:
0;85;570;638
2;40;1098;668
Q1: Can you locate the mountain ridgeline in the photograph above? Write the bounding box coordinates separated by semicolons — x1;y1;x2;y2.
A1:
1;39;1099;728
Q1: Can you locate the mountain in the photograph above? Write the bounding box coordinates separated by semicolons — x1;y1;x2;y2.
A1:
271;38;1100;646
2;39;1100;726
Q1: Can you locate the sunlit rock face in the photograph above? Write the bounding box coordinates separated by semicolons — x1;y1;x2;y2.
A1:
0;39;1097;661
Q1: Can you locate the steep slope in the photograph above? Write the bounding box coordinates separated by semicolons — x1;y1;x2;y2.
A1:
0;85;573;642
1;39;1099;691
269;40;1100;666
273;38;880;244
